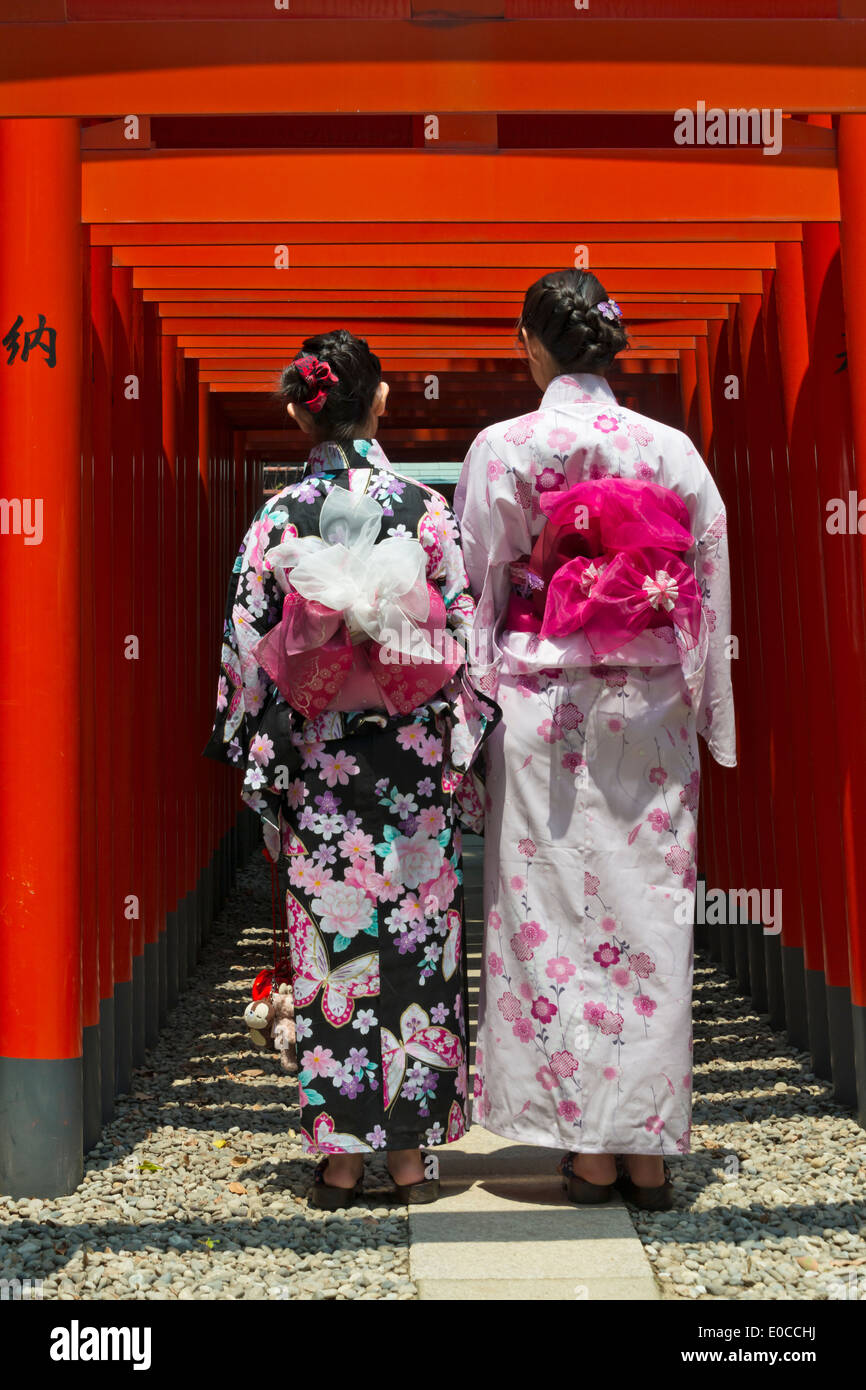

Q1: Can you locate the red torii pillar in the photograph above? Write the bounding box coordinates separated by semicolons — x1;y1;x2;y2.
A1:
773;236;843;1080
140;297;165;1050
836;113;866;1120
802;216;860;1105
737;291;795;1030
722;301;770;1012
90;240;117;1126
760;268;812;1048
110;265;139;1095
198;378;214;945
161;331;182;1011
0;119;84;1196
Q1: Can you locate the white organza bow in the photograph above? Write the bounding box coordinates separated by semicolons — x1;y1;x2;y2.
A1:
264;488;439;660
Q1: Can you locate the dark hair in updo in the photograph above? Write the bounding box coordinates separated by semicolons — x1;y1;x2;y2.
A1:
517;269;629;373
278;329;382;442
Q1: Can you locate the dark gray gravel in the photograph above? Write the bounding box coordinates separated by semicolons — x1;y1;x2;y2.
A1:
630;958;866;1300
0;853;415;1301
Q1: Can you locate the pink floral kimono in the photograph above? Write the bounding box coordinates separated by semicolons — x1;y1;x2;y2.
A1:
455;372;736;1155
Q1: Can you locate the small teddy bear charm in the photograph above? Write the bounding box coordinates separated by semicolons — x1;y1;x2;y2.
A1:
242;981;297;1075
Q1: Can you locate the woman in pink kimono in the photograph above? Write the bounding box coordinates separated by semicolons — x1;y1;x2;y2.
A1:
455;271;736;1208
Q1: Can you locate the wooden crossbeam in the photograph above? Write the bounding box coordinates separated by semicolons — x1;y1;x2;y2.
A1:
2;19;865;114
83;151;837;223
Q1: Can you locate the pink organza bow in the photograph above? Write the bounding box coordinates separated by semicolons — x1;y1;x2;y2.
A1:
252;584;464;720
252;487;464;718
507;476;703;656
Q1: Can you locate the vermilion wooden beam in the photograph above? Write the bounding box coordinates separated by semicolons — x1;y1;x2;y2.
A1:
2;19;865;114
190;350;680;367
179;337;697;353
90;222;804;245
132;267;766;293
197;357;679;373
31;3;848;21
158;317;710;339
199;353;686;382
112;242;779;270
83;151;837;224
145;290;741;310
155;303;731;322
158;316;519;336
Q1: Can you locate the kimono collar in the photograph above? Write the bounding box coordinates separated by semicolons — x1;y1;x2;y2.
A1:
304;438;377;474
541;372;618;409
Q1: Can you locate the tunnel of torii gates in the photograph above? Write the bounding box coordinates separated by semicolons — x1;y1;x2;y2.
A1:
2;5;866;1197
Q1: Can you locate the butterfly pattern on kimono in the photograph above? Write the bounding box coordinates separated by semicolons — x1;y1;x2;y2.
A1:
287;892;379;1028
382;1002;463;1112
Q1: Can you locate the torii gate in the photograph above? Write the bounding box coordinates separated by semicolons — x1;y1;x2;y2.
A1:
1;3;866;1196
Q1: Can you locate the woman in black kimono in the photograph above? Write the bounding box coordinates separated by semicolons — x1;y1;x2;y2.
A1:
204;330;496;1207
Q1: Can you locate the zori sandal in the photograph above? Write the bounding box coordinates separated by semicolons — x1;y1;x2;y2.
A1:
389;1150;441;1204
307;1157;364;1210
558;1152;616;1205
614;1157;674;1211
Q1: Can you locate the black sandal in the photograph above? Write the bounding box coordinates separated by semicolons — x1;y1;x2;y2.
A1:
388;1150;441;1204
558;1152;616;1205
614;1156;674;1211
307;1157;364;1210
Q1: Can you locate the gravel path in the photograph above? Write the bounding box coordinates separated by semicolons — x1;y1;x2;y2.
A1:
3;847;864;1302
0;852;416;1301
631;957;866;1301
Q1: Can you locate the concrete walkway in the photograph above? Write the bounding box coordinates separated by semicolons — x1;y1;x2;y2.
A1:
408;836;661;1301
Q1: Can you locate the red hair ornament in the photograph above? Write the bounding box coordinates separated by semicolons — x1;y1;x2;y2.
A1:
294;354;338;413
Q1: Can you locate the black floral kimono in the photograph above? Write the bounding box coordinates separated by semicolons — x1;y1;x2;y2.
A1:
203;438;497;1154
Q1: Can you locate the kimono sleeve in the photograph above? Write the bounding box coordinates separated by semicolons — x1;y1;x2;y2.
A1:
694;508;737;768
201;499;302;860
201;499;276;768
418;486;501;831
417;486;477;647
454;428;533;685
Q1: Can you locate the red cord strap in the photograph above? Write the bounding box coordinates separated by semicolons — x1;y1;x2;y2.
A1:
251;849;293;999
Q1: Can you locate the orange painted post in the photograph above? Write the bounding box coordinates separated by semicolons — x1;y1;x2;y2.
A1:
691;332;728;969
217;418;232;908
128;284;147;1070
707;312;754;995
111;265;138;1092
773;236;846;1079
80;236;101;1153
211;417;223;913
174;345;192;987
184;356;202;974
160;330;181;1013
141;298;165;1048
198;380;214;943
802;218;861;1104
761;269;812;1050
694;335;714;465
737;292;791;1030
0;118;83;1196
722;301;769;1013
837;114;866;1119
90;241;116;1122
229;429;247;888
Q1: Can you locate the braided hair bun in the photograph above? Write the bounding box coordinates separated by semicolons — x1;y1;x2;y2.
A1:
279;329;382;442
517;270;629;373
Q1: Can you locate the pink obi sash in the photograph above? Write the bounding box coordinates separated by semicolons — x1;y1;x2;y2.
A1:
253;582;464;720
506;477;703;656
250;485;464;719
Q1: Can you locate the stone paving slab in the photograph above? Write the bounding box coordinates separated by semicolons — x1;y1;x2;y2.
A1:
415;1276;661;1301
416;837;662;1301
409;1125;661;1300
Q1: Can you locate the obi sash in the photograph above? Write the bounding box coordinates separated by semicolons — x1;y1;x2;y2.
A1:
251;486;463;719
506;476;703;657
